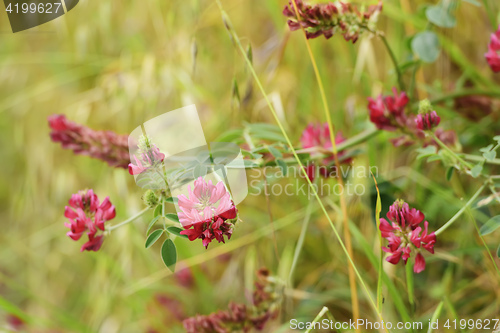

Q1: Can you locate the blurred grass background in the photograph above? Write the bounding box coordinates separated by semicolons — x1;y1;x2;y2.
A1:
1;0;500;332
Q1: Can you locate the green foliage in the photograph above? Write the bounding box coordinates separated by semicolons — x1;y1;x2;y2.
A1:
412;31;441;63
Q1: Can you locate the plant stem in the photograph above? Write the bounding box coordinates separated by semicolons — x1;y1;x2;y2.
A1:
289;0;360;326
430;132;473;169
380;34;406;92
215;0;386;328
435;182;487;236
288;199;313;284
108;207;150;231
463;153;500;166
305;307;330;333
405;260;415;313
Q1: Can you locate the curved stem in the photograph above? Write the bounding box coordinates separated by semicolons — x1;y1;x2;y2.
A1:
108;207;149;231
380;35;406;92
435;183;487;236
215;0;386;328
290;0;359;326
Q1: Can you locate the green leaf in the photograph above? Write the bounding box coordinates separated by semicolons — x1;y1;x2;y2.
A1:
497;243;500;258
276;159;288;176
147;216;161;235
153;204;162;218
268;146;283;159
165;196;178;204
166;226;189;239
161;239;177;272
426;5;456;28
494;135;500;144
164;213;180;223
479;215;500;236
483;150;497;161
446;167;454;181
416;145;437;160
469;164;483;178
215;129;243;143
479;144;494;153
145;229;164;248
427;154;442;162
412;31;441;63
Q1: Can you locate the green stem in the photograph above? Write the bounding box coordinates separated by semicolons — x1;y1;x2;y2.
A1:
305;307;330;333
288;199;313;284
463;153;500;166
406;260;415;312
215;0;386;326
435;182;487;236
430;132;473;169
108;207;149;231
380;35;406;92
467;209;500;276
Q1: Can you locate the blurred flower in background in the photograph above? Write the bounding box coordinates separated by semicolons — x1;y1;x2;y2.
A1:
64;189;116;252
300;122;351;181
48;114;130;168
485;25;500;72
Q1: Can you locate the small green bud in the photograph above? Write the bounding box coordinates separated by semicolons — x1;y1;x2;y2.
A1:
143;189;159;208
418;99;433;114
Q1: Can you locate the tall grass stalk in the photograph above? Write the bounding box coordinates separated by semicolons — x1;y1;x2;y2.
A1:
215;0;387;328
289;0;360;326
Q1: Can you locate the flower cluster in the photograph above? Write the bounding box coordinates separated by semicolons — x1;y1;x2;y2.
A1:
367;89;456;147
178;177;238;249
415;110;440;131
48;114;130;169
64;190;116;252
128;135;166;175
283;0;382;42
183;268;281;333
300;123;351;181
485;25;500;72
368;87;410;131
379;200;436;273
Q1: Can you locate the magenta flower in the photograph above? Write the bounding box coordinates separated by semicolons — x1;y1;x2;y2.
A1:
300;122;351;181
368;87;409;131
178;177;238;249
415;110;441;131
379;200;436;273
64;189;116;252
485;25;500;72
128;143;165;175
48;114;130;169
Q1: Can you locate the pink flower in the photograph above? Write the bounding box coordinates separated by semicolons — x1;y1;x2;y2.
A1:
485;25;500;72
415;110;441;131
368;88;409;131
300;123;351;181
128;143;165;175
64;189;116;252
379;200;436;273
48;114;130;168
178;177;238;249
